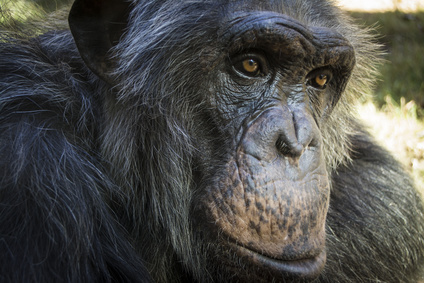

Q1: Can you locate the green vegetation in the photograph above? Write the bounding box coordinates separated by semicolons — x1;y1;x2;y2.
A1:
350;10;424;194
0;0;40;25
350;10;424;114
0;0;70;36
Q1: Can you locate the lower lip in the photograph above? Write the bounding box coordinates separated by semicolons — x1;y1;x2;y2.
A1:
232;244;327;280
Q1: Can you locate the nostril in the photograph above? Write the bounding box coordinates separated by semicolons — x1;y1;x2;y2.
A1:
275;136;304;157
276;137;291;156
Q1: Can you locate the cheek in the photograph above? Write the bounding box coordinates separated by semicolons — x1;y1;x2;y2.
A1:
192;105;330;279
201;150;330;260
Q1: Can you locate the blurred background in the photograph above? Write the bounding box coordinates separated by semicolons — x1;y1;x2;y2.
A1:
1;0;423;194
337;0;424;195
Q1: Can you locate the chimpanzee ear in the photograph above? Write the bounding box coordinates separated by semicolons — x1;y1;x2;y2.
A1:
68;0;130;83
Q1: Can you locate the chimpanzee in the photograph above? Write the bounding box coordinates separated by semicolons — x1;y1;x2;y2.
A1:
0;0;423;282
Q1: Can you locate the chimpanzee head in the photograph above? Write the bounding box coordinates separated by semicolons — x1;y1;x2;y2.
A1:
188;9;355;281
69;1;370;282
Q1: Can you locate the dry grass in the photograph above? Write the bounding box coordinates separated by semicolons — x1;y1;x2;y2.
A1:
337;0;424;12
341;0;424;195
358;99;424;195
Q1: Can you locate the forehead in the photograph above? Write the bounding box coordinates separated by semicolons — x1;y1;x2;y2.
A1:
220;0;340;27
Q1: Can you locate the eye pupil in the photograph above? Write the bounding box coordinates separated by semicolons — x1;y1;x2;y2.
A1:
242;59;259;73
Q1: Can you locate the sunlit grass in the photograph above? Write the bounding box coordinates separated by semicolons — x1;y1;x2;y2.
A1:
0;0;40;24
338;0;424;12
348;10;424;194
358;99;424;195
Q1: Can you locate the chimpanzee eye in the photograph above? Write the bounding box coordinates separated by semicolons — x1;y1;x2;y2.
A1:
242;59;259;74
314;74;328;88
232;54;267;78
306;69;332;90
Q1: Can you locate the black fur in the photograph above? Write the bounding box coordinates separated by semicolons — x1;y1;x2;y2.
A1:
0;1;423;282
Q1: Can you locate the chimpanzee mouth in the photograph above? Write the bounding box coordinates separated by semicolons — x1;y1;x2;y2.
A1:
231;243;327;280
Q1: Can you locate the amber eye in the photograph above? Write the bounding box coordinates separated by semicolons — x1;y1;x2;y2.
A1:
232;54;266;78
315;74;327;88
242;59;259;74
307;70;332;90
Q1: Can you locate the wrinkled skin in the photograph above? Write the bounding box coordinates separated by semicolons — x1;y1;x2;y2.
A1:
0;0;423;283
191;10;355;281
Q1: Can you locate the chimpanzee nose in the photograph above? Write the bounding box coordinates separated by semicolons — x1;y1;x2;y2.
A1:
275;135;304;158
275;106;317;159
240;106;319;164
